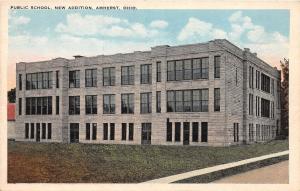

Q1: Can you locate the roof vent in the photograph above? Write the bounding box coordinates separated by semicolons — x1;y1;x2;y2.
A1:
73;55;84;59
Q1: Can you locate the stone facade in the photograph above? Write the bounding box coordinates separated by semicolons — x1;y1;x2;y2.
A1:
15;39;281;146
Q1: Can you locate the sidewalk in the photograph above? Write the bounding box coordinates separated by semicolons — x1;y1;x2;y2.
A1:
141;150;289;184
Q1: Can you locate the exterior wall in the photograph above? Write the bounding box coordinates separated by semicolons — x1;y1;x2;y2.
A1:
8;121;16;139
15;39;281;146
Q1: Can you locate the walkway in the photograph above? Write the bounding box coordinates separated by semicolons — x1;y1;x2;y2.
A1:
141;150;289;184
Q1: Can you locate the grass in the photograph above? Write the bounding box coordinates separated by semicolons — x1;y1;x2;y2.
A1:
7;140;288;183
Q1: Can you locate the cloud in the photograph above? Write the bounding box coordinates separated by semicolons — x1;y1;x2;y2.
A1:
150;20;168;29
177;17;227;41
55;13;163;39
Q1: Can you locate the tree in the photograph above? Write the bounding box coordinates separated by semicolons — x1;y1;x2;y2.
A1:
7;88;16;103
280;58;289;137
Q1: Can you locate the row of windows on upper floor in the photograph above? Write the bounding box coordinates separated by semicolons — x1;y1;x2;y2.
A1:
18;56;221;91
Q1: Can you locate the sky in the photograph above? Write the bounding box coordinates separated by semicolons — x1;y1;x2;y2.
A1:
8;9;289;90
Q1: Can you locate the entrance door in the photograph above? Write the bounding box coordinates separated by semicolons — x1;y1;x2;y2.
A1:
70;123;79;143
141;123;151;145
36;123;40;142
183;122;190;145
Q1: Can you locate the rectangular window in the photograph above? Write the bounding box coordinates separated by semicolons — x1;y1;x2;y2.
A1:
56;71;59;88
192;122;199;142
103;67;115;86
140;92;152;113
140;64;152;84
18;98;22;115
256;124;260;141
31;73;37;89
30;123;34;139
31;97;36;115
26;98;31;115
214;56;220;78
201;122;208;142
25;97;52;115
214;88;220;112
249;124;254;142
129;123;134;141
47;96;52;114
69;70;80;88
19;74;22;90
121;66;134;85
103;123;108;140
271;79;274;95
249;94;253;115
261;73;270;93
85;69;97;87
92;123;97;140
256;70;260;89
121;94;134;114
167;61;175;81
156;91;161;113
122;123;127;140
183;59;192;80
56;96;59;115
42;123;46;139
175;60;183;81
261;98;270;118
25;123;29;139
69;96;80;115
110;123;115;140
183;90;192;112
47;123;52;139
175;122;181;142
86;123;90;140
86;95;97;114
156;61;161;82
249;66;254;89
26;74;31;90
36;97;41;115
25;72;53;90
234;123;239;142
166;120;172;142
103;94;115;114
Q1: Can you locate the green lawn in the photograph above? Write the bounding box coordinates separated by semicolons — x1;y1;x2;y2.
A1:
8;140;288;183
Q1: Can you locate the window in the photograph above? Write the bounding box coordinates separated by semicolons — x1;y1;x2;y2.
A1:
32;73;37;89
175;122;181;142
121;94;134;114
249;123;254;142
19;74;22;90
140;64;152;84
214;56;220;78
103;67;115;86
256;124;260;141
25;123;29;139
129;123;134;141
26;72;53;90
30;123;34;139
18;98;22;115
47;123;52;139
249;94;253;115
249;66;254;88
183;59;192;80
42;123;46;139
167;89;208;112
56;71;59;88
56;96;59;115
69;96;80;115
121;66;134;85
69;70;80;88
25;97;52;115
261;73;270;93
156;91;161;113
214;88;220;112
103;94;115;114
167;61;175;81
85;69;97;87
48;97;52;114
166;120;172;142
200;57;209;79
122;123;127;140
201;122;208;142
256;96;260;116
140;92;152;113
256;70;260;89
261;98;270;118
110;123;115;140
103;123;108;140
235;67;238;86
234;123;239;142
86;123;90;140
192;122;199;142
156;61;161;82
86;95;97;114
271;79;274;95
92;123;97;140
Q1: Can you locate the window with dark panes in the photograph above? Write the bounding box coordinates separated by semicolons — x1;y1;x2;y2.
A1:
261;98;270;118
183;59;192;80
121;66;134;85
234;123;239;142
26;74;31;90
69;96;80;115
201;57;209;79
129;123;134;141
86;123;90;140
214;88;220;112
37;97;42;115
30;123;34;139
92;123;97;140
175;91;183;112
201;122;208;142
85;68;97;87
110;123;115;140
56;71;59;88
167;61;175;81
103;123;108;140
26;98;30;115
86;95;97;114
156;91;161;113
38;73;43;89
31;73;37;89
25;123;29;139
103;67;115;86
42;123;46;139
192;58;201;79
19;74;22;90
47;96;52;114
192;122;199;142
175;122;181;142
18;98;22;115
249;94;253;115
31;97;36;114
47;123;52;139
140;92;152;113
122;123;126;140
166;121;172;142
103;94;115;114
121;94;134;114
261;73;270;93
183;90;192;112
175;60;183;81
42;97;47;114
140;64;152;84
69;70;80;88
201;89;209;112
156;61;161;82
214;56;220;78
167;91;175;112
56;96;59;115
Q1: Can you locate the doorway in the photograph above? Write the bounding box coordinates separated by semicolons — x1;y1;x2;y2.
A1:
70;123;79;143
183;122;190;145
141;123;151;145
